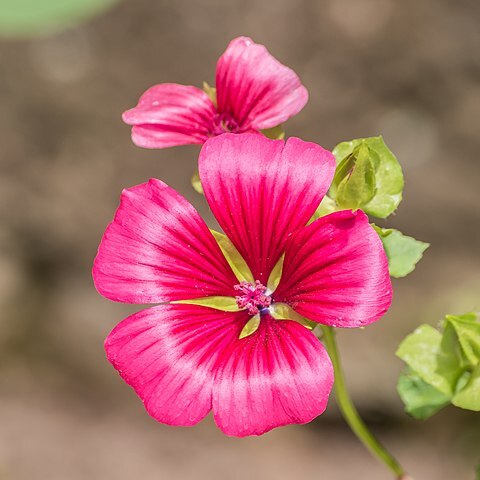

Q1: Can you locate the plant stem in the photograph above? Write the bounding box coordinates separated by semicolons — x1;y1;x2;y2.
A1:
320;325;408;479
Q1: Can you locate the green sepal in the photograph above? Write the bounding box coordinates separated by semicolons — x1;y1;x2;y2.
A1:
210;229;253;283
202;81;217;108
173;296;239;311
267;255;284;292
239;315;260;339
261;125;285;140
373;226;429;278
270;303;317;330
239;303;317;339
397;369;450;419
191;170;204;195
332;136;404;218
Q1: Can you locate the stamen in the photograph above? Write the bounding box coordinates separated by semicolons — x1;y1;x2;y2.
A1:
212;113;240;135
234;280;272;316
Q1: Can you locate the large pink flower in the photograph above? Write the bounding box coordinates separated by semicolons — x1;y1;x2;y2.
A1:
93;134;392;436
122;36;308;148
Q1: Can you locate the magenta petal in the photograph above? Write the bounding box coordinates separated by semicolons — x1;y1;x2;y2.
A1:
212;314;333;436
274;210;393;328
215;37;308;130
93;178;238;303
199;133;336;283
122;84;215;148
130;124;207;149
105;304;249;426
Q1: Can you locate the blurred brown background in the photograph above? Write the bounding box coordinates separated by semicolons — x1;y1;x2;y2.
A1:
0;0;479;479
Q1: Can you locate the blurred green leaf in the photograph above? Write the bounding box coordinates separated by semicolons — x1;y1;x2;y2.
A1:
373;226;429;278
452;365;480;411
396;324;462;396
397;313;480;415
397;369;450;419
261;125;285;140
0;0;121;37
332;136;404;218
444;313;480;367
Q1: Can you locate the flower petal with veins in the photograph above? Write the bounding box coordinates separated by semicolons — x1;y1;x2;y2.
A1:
199;133;335;283
93;178;238;303
274;210;392;327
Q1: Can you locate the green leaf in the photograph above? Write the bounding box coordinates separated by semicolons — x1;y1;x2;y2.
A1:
362;137;404;218
261;125;285;140
333;143;377;210
452;364;480;411
309;195;337;223
332;140;355;166
397;369;450;419
191;171;204;195
373;226;429;278
397;312;480;415
173;296;239;311
0;0;121;38
332;136;404;218
444;313;480;367
396;324;462;396
210;229;253;283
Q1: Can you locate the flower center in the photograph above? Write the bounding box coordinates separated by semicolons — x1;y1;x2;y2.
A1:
234;280;272;316
212;112;240;135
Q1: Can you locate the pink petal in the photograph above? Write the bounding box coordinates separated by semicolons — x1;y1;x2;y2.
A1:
274;210;392;328
215;37;308;131
93;178;238;303
212;313;333;436
122;84;215;148
105;304;250;426
199;133;336;283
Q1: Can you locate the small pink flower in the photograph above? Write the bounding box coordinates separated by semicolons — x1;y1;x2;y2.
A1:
122;36;308;149
93;134;392;436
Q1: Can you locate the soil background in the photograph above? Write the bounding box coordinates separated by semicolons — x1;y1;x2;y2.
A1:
0;1;479;479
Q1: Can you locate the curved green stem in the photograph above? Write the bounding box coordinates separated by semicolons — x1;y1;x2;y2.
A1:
320;325;409;479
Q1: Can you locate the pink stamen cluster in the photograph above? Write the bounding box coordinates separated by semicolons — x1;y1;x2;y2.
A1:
212;112;240;135
234;280;272;315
